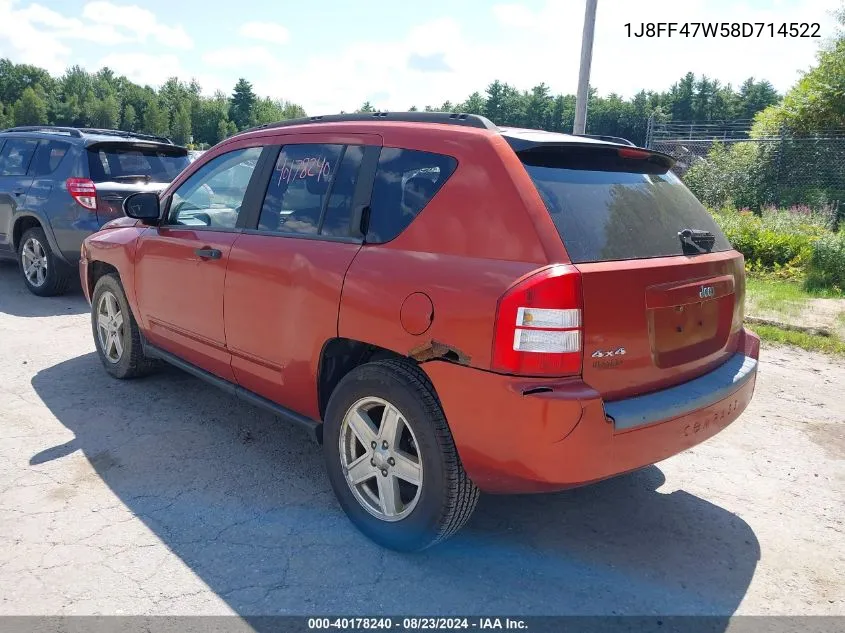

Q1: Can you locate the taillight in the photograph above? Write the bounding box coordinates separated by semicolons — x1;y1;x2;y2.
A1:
66;178;97;211
492;265;583;376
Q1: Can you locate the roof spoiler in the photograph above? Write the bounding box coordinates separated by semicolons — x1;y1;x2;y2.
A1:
571;133;636;147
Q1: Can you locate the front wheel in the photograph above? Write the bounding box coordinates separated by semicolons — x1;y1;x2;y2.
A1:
323;359;479;551
91;273;158;379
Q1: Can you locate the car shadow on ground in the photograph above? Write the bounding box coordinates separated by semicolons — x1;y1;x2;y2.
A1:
30;353;760;618
0;260;88;317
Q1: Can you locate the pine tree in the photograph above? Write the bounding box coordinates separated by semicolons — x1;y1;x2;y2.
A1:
229;78;257;130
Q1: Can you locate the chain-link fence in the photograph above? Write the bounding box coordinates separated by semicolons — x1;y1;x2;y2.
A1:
645;120;845;217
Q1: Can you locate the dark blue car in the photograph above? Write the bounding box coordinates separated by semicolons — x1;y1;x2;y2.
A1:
0;126;189;296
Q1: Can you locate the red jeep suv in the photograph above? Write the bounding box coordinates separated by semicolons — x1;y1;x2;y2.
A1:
80;112;759;551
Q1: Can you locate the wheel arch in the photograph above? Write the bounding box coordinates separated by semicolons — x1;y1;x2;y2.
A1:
316;338;410;437
12;214;62;256
87;261;121;298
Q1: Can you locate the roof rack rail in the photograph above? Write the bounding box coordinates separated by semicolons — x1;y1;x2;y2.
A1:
1;125;175;145
247;111;498;133
1;126;83;137
572;133;636;147
78;128;174;144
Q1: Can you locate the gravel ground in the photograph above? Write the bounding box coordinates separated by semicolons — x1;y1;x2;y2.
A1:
0;260;843;616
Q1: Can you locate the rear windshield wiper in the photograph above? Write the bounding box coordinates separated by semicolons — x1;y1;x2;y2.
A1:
110;174;152;183
679;229;715;255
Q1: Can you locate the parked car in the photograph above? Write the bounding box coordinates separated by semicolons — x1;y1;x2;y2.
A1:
0;126;189;296
79;112;760;551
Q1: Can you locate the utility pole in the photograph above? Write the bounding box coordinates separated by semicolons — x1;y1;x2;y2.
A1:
573;0;598;135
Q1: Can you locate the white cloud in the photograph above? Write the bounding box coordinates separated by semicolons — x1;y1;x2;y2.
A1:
238;22;289;44
490;0;842;98
95;53;185;88
3;0;842;118
0;0;193;73
0;1;72;73
202;46;282;70
81;1;193;49
249;0;840;115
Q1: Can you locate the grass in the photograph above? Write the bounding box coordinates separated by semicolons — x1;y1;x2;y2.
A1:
745;275;845;355
752;324;845;355
746;276;843;319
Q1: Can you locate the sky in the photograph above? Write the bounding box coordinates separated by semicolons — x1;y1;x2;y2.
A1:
0;0;841;114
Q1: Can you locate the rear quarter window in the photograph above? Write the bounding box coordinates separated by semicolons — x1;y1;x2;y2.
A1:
366;148;457;243
29;140;71;176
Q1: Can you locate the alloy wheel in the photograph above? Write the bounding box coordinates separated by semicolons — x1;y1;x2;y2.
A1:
21;237;48;287
96;291;125;363
339;397;423;522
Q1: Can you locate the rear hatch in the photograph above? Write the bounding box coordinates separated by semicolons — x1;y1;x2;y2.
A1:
516;142;745;401
86;142;189;225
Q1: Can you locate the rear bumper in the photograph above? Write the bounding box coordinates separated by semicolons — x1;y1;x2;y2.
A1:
423;328;760;494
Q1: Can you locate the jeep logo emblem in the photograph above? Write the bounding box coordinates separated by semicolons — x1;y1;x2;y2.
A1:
699;286;715;299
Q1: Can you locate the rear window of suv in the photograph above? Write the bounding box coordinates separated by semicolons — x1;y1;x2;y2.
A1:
518;146;732;263
87;144;189;183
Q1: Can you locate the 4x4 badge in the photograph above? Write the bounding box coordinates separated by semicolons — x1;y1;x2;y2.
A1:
592;348;626;358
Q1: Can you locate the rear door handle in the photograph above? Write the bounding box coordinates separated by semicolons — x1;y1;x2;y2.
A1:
195;248;222;260
12;188;26;196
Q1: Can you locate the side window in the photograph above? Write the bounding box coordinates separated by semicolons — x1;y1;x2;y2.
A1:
366;148;457;243
259;144;358;236
29;140;71;176
168;147;261;228
0;138;39;176
321;145;364;237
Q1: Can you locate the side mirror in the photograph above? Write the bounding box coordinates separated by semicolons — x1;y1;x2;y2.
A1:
123;192;161;224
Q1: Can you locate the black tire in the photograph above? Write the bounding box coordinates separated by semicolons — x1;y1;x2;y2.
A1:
91;273;158;379
323;359;479;551
18;227;72;297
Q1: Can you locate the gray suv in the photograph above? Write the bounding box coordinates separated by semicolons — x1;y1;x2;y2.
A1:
0;126;189;296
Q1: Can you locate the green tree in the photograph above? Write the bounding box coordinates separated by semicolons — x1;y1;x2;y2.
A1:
53;94;81;126
484;80;505;122
215;118;230;143
457;91;484;115
0;59;55;105
737;78;779;120
753;10;845;135
670;72;696;120
13;86;48;125
357;101;375;113
194;91;230;145
90;94;120;128
142;98;170;137
122;103;137;131
525;83;552;129
171;103;192;145
0;101;11;128
229;78;257;129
